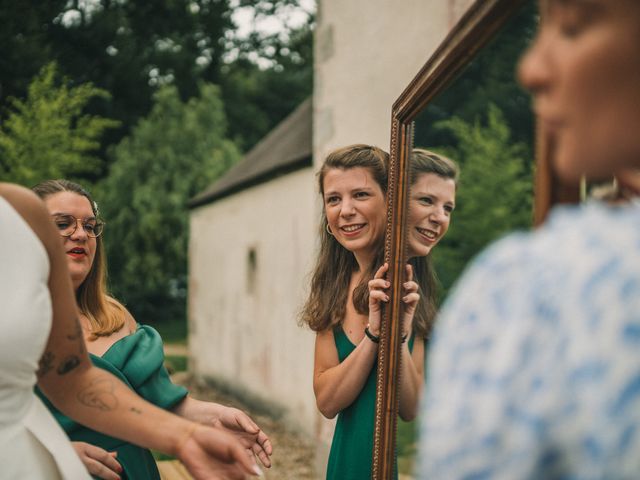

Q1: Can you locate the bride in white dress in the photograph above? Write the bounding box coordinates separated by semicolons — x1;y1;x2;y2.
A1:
0;183;262;479
1;187;89;479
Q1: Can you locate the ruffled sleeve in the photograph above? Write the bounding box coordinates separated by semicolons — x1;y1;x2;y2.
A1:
102;324;188;410
36;324;188;435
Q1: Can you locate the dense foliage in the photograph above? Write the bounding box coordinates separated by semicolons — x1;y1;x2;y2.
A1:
0;63;119;185
413;3;538;296
429;106;533;292
98;84;240;321
0;0;313;322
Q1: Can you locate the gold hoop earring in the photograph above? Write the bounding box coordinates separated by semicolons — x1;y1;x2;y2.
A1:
326;223;333;235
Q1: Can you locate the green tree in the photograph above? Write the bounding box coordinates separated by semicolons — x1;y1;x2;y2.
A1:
0;63;118;185
221;20;313;150
414;2;537;151
430;105;533;292
98;83;239;323
1;0;315;162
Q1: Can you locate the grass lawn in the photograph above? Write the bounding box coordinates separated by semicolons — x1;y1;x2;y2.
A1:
149;318;187;344
164;354;187;374
397;418;418;475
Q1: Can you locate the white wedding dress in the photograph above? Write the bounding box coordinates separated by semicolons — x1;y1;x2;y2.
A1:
0;195;90;479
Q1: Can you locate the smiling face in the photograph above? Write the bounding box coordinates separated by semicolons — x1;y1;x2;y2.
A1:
44;191;97;291
323;166;386;267
518;0;640;182
408;173;456;257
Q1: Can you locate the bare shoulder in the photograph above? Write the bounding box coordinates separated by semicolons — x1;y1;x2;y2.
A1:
106;296;138;333
314;328;338;361
0;183;56;251
316;328;335;345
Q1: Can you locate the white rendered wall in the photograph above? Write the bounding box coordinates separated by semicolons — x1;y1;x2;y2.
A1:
188;168;318;433
313;0;475;166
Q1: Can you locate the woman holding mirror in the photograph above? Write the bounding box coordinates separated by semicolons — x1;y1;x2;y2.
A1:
301;144;457;479
418;0;640;477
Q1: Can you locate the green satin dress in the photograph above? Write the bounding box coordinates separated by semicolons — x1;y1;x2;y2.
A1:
36;324;188;480
326;327;415;480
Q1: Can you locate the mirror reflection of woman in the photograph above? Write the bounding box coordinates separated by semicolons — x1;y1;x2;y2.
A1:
407;149;458;337
418;0;640;478
300;144;444;480
32;179;272;480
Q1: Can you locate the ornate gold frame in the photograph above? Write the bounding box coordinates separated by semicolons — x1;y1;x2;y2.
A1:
372;1;578;477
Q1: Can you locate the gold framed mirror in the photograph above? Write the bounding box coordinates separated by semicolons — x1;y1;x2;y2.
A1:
372;1;580;477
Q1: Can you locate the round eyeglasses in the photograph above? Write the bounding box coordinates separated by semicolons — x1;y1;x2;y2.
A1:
52;214;105;238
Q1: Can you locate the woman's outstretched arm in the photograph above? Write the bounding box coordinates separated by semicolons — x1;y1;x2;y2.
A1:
2;183;260;480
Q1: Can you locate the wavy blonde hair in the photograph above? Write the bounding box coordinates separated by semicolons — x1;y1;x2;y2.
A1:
33;179;127;339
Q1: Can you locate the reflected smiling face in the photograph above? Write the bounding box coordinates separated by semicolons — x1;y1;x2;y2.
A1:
408;173;456;257
323;167;386;266
519;0;640;181
44;191;97;291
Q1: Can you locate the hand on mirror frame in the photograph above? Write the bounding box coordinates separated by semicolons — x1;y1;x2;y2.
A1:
368;263;391;336
368;263;420;339
72;442;122;480
213;406;273;468
176;424;263;480
401;263;420;338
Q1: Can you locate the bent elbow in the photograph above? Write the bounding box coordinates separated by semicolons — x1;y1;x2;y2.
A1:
399;410;417;422
316;398;338;419
399;403;418;422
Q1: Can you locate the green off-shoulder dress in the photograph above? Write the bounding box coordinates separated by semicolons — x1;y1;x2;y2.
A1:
326;327;415;480
36;324;188;480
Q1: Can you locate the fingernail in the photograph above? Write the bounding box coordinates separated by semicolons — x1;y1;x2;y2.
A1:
253;464;264;476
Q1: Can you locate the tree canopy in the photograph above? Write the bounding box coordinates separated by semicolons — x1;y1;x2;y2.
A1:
0;63;118;185
0;0;313;170
98;84;240;322
0;1;313;322
429;105;533;293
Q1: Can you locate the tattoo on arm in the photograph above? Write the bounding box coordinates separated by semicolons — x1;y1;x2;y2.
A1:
77;378;119;411
57;355;81;375
130;407;143;415
67;318;86;355
36;351;55;378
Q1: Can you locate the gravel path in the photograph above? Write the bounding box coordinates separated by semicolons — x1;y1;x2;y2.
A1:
171;372;320;480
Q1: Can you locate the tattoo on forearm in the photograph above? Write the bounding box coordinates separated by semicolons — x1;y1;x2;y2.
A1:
37;351;55;378
67;318;86;355
57;355;81;375
130;407;142;415
77;378;119;411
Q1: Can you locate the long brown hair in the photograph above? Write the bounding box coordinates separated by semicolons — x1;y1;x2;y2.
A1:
299;145;389;332
32;179;126;338
409;149;459;338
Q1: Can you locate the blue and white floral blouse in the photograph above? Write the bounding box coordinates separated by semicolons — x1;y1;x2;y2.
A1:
418;201;640;479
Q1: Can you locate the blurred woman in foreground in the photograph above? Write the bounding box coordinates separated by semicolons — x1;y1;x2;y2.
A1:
418;1;640;477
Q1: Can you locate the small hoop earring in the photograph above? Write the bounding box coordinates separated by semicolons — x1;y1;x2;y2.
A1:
326;223;333;235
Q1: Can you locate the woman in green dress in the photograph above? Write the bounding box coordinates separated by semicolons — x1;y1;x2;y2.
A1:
299;145;457;479
33;179;272;480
